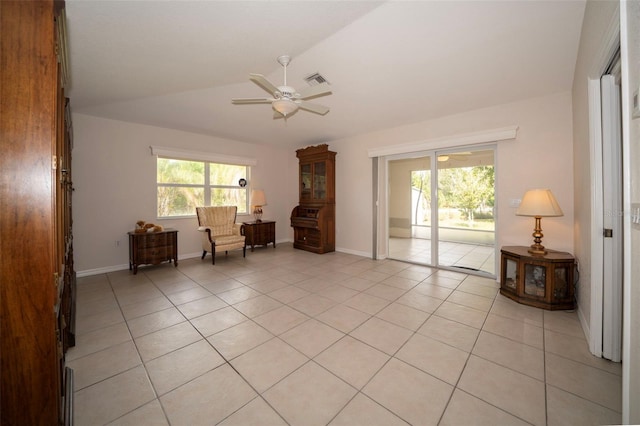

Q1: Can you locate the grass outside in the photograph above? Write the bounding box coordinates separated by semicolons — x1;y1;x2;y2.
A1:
441;219;495;231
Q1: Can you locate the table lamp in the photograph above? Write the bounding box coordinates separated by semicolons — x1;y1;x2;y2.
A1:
251;189;266;222
516;189;563;255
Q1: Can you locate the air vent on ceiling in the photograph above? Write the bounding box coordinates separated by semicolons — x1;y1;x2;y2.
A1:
304;73;329;86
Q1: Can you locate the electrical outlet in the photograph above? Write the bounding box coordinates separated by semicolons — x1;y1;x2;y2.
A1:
509;198;521;208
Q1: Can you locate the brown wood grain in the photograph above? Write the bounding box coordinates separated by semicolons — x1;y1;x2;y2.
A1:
292;145;336;253
1;1;62;424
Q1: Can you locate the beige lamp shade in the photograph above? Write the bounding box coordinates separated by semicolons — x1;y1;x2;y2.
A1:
516;189;563;217
251;190;266;207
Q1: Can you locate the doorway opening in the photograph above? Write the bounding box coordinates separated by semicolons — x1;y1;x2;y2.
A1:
387;147;496;276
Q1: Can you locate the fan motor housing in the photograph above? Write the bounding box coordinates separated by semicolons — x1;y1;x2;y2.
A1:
277;85;296;98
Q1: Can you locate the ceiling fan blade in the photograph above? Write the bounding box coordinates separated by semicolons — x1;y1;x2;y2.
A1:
299;101;329;115
232;98;273;104
249;73;279;96
297;82;332;100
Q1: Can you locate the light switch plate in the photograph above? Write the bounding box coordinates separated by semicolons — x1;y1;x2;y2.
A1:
632;203;640;229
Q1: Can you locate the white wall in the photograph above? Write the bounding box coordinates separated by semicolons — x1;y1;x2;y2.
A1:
571;0;619;352
330;92;574;260
72;114;296;274
622;0;640;421
74;91;575;277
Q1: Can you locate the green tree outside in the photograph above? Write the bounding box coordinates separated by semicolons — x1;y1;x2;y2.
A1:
411;165;494;230
157;159;248;217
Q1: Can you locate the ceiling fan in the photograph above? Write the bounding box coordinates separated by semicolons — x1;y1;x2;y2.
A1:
232;55;332;119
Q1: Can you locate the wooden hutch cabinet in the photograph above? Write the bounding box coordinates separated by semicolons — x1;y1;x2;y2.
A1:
1;2;75;424
500;246;575;310
291;144;336;253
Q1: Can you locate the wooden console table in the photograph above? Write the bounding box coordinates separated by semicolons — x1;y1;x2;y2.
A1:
242;220;276;251
128;229;178;274
500;246;575;310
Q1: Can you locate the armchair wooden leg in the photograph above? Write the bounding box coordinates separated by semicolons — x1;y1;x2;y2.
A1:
211;243;216;265
201;251;207;260
243;245;246;258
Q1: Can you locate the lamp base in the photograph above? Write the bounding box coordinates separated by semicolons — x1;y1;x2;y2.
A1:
527;244;547;256
528;216;547;255
253;207;263;222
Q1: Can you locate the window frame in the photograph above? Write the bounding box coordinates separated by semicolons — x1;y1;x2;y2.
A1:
151;146;257;219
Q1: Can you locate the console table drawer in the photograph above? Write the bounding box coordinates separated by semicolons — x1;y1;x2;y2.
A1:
128;229;178;274
137;246;168;264
136;233;168;248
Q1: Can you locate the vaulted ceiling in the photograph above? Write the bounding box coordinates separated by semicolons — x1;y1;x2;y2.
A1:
66;1;586;149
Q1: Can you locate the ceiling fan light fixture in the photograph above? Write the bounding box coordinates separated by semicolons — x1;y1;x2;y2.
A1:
273;99;298;116
233;55;331;119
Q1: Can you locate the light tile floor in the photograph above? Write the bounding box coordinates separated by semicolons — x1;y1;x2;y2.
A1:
69;243;621;425
388;237;496;276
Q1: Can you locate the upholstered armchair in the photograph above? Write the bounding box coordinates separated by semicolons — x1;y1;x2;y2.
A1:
196;206;246;264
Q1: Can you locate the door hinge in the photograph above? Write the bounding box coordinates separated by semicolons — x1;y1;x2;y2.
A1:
52;155;58;170
604;228;613;238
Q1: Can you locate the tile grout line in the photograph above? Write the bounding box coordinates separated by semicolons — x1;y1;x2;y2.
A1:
73;251;617;425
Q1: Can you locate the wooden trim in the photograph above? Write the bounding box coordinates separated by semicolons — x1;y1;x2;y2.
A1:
150;145;258;166
367;125;518;158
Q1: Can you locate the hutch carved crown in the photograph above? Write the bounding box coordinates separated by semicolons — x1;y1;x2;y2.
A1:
290;144;336;253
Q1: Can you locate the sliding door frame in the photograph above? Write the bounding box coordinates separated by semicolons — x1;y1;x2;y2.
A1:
383;144;497;277
369;126;518;270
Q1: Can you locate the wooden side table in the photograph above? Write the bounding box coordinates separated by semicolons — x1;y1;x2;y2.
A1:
242;220;276;252
128;229;178;274
500;246;575;310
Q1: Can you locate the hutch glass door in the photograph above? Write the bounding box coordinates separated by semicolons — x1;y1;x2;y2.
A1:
313;161;326;200
301;164;312;200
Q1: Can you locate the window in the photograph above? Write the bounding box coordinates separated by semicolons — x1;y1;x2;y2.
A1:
156;157;249;218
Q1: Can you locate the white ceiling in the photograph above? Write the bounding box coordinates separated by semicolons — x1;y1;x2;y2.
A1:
66;1;586;149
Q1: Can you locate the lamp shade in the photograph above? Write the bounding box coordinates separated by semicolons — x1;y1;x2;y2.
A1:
251;189;266;206
516;189;563;217
272;99;298;116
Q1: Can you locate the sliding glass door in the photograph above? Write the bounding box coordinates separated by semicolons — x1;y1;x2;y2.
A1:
436;149;495;274
387;147;496;276
387;155;433;263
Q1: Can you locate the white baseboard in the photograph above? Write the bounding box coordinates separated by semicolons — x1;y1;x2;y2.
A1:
576;301;591;343
335;246;372;258
76;264;129;278
76;252;202;277
76;242;374;277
